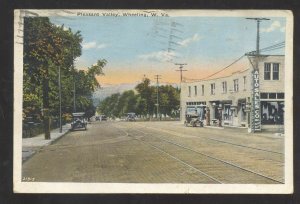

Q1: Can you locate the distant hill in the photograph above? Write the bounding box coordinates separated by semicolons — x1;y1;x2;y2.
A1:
92;82;179;106
92;83;137;106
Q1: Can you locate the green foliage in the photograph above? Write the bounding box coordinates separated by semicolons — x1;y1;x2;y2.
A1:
97;78;180;118
23;17;106;124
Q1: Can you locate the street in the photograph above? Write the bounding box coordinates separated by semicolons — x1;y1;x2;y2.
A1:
22;121;284;184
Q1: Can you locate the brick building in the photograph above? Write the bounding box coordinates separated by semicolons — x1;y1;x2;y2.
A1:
180;55;285;132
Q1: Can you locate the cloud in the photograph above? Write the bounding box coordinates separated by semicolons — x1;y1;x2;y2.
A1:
261;21;285;33
138;50;177;62
97;44;107;49
55;24;69;31
82;41;108;50
178;33;202;47
82;41;97;49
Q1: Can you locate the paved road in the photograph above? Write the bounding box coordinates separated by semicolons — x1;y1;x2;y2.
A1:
22;121;284;183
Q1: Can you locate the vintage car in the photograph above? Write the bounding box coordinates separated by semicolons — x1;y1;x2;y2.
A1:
71;112;87;131
126;112;136;121
184;113;203;127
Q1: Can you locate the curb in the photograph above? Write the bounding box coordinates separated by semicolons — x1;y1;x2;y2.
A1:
22;128;70;163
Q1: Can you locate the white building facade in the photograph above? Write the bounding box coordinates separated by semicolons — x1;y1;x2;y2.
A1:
180;55;285;132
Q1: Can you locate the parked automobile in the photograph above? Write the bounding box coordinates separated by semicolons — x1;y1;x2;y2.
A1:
100;115;107;121
71;112;87;131
184;113;203;127
126;112;136;121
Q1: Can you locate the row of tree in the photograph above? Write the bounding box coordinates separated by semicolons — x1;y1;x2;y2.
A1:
97;78;180;119
23;17;106;139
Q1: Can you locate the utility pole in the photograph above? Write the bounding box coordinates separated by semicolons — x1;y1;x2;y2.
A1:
175;63;187;122
58;66;62;133
154;74;161;120
246;18;270;133
72;48;76;113
175;63;187;83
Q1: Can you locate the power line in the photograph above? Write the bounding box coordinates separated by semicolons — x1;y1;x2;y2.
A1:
246;42;285;55
201;55;245;80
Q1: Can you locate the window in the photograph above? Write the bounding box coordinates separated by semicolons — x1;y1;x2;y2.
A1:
264;63;271;80
269;93;276;99
277;93;284;99
264;63;280;80
223;105;232;121
260;93;268;99
222;81;227;93
188;86;191;97
273;63;279;80
260;92;285;99
233;79;239;92
261;101;284;125
243;76;246;90
211;83;215;95
201;85;204;96
194;86;197;96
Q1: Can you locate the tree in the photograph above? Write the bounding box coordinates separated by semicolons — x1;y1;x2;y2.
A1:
135;78;155;117
24;17;82;139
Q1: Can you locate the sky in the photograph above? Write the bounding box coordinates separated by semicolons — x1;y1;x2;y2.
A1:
50;15;286;85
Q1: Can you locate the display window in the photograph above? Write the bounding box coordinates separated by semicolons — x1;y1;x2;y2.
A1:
261;101;284;125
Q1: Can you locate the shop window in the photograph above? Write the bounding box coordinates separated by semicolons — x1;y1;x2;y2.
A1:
223;105;232;121
211;83;215;95
264;63;271;80
261;101;284;125
273;63;279;80
233;79;239;92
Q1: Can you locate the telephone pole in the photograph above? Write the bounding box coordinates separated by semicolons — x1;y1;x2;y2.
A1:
246;18;270;70
246;18;270;133
154;75;162;120
175;63;187;83
175;63;187;121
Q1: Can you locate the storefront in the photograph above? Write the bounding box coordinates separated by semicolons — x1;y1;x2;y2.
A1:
185;102;206;120
180;55;285;132
260;92;284;127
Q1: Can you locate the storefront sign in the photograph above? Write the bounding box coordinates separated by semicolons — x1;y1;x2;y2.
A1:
252;70;261;131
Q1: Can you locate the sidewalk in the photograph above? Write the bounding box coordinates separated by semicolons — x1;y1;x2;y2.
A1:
22;123;71;162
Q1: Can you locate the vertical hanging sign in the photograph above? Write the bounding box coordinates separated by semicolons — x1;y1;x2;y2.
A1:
252;69;261;131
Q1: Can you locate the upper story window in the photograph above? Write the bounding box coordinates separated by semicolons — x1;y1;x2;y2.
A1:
243;76;247;90
264;63;280;80
211;83;215;95
264;63;271;80
273;63;279;80
188;86;191;97
201;85;204;96
233;79;239;92
194;86;197;96
222;81;227;93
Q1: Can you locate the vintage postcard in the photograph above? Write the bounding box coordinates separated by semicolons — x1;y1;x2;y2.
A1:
13;9;293;194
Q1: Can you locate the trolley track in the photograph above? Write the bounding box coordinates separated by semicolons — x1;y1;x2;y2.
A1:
133;123;284;163
113;123;284;184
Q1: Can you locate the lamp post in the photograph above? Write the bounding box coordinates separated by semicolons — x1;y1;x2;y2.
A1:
218;104;223;127
58;66;62;133
206;107;210;126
